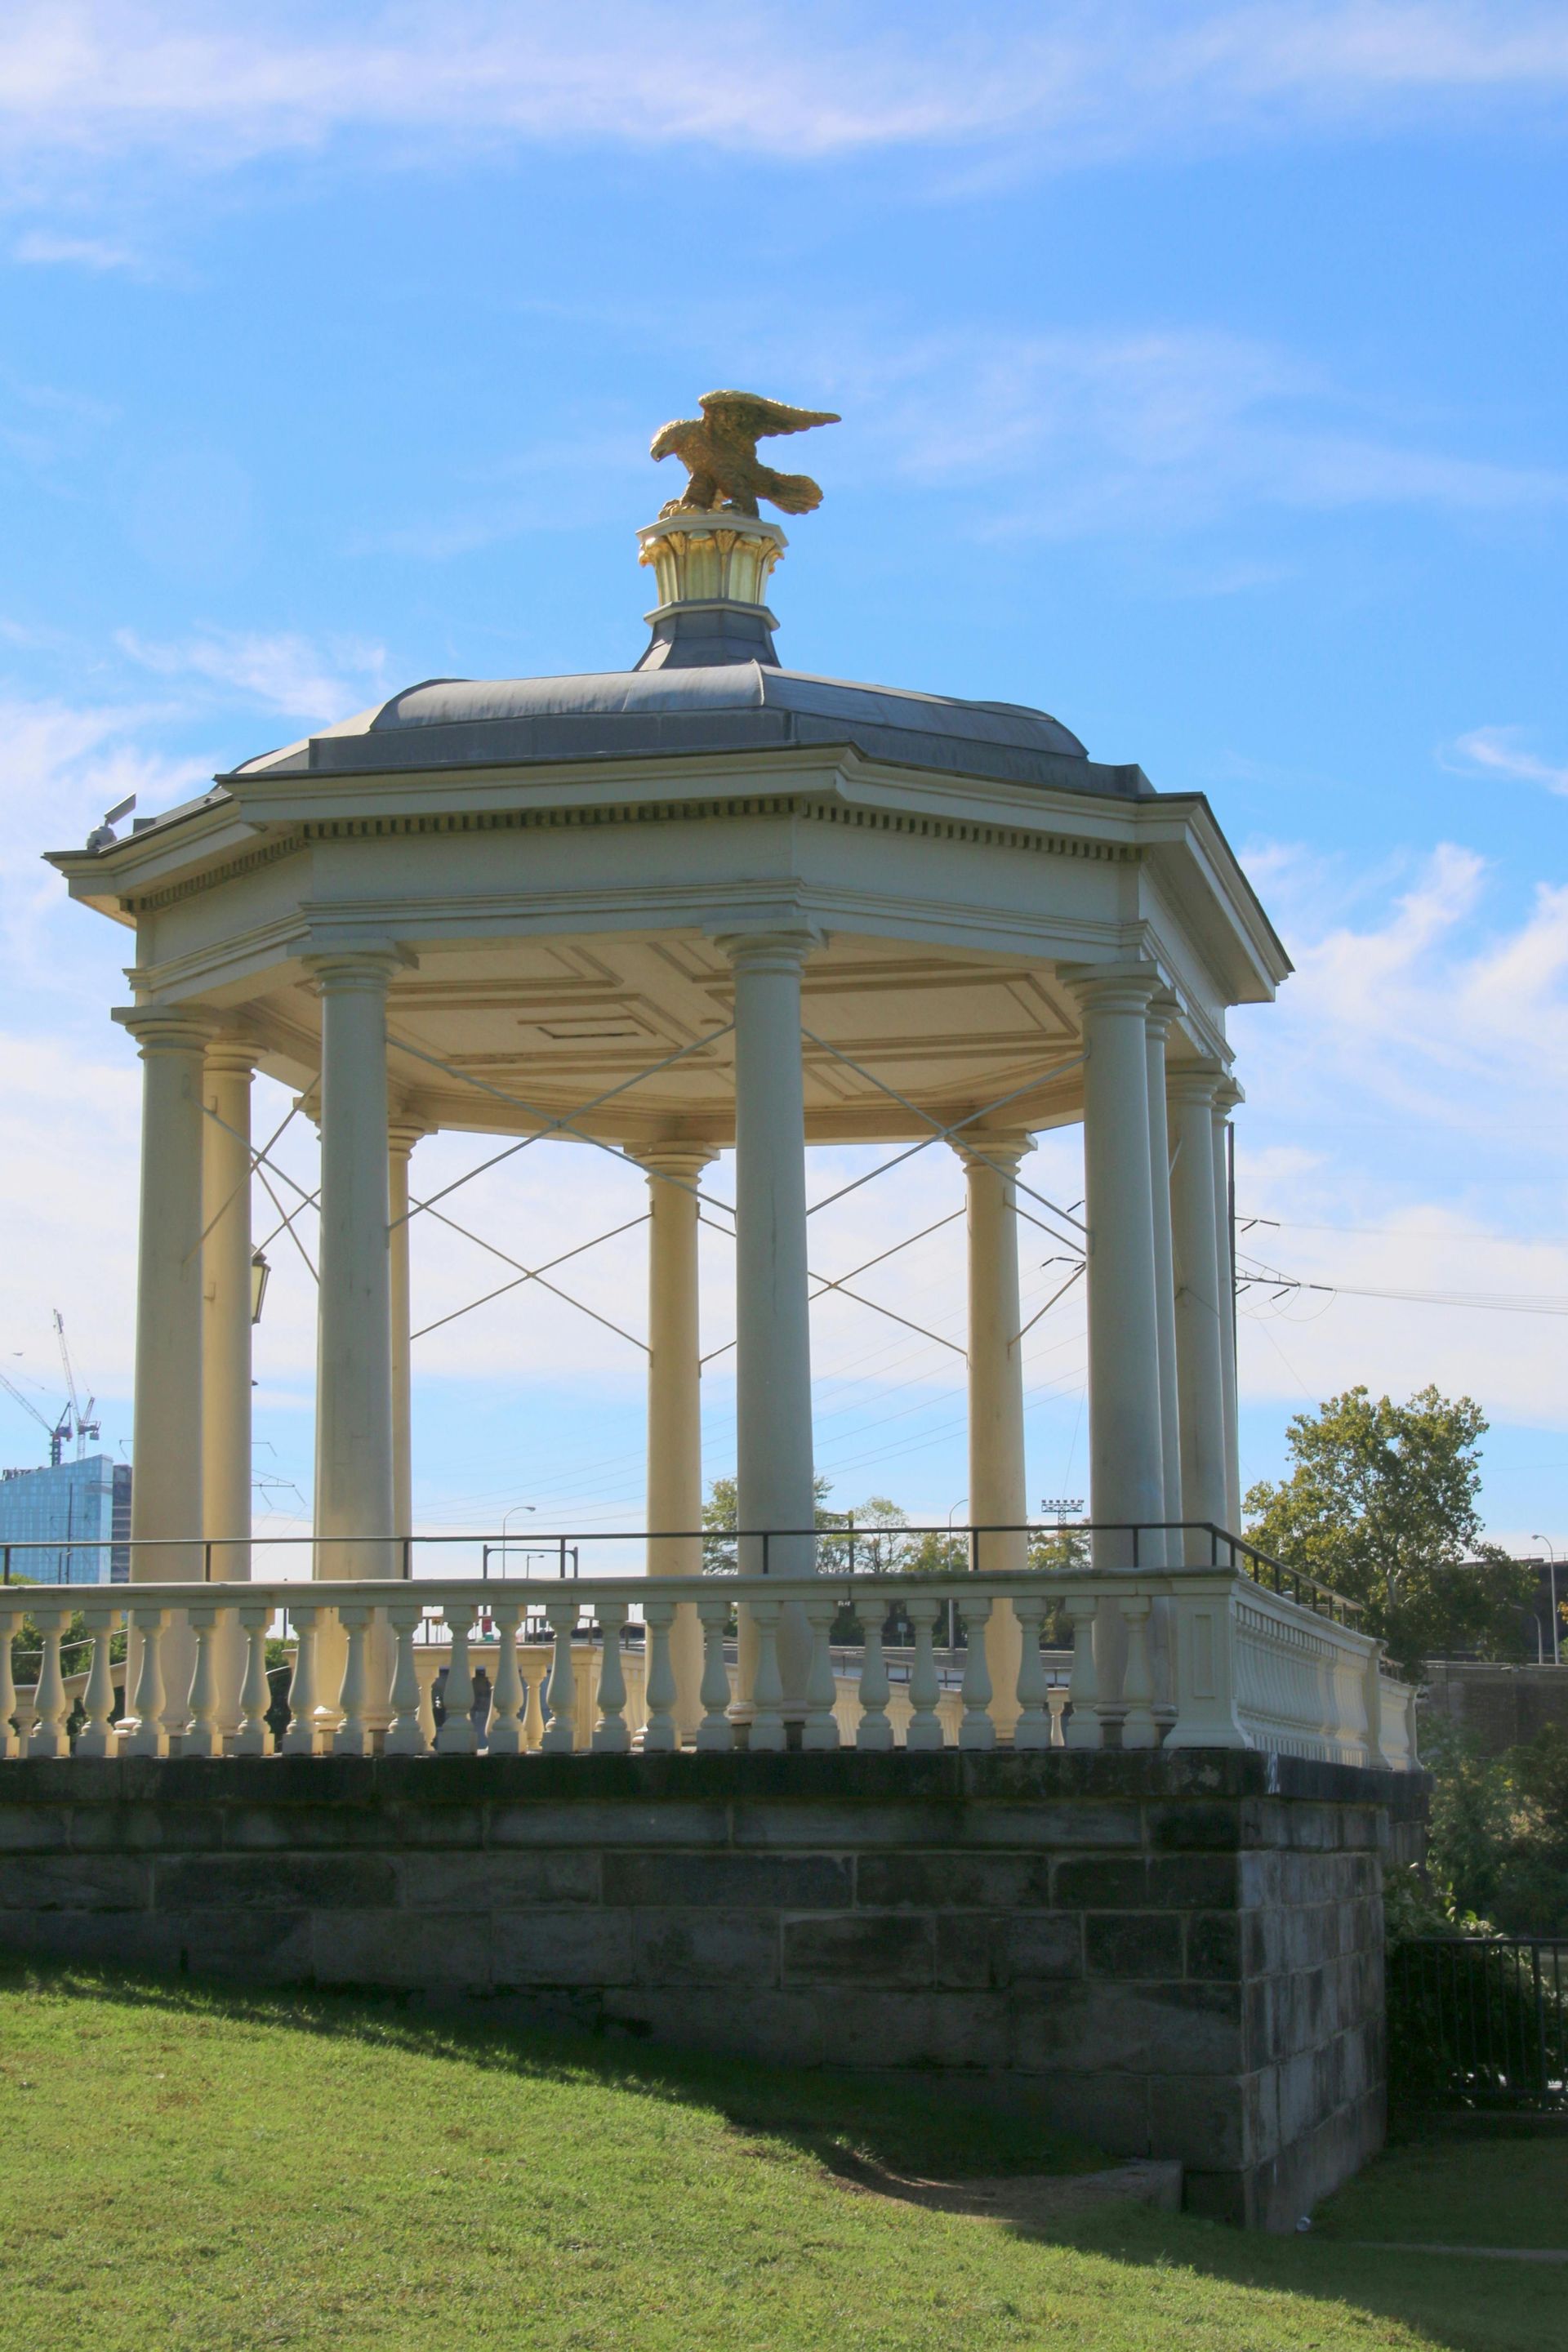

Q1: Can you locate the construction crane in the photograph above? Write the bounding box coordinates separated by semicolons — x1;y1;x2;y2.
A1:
0;1370;72;1468
52;1311;100;1457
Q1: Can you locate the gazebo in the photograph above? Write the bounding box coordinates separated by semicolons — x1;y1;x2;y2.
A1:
47;472;1284;1717
16;415;1423;2230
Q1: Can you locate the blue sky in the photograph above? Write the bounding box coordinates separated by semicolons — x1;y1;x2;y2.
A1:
1;2;1566;1563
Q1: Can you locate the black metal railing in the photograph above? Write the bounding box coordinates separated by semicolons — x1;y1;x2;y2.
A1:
1388;1936;1568;2111
0;1520;1361;1625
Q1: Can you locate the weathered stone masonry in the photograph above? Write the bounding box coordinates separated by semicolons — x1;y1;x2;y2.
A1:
0;1748;1426;2228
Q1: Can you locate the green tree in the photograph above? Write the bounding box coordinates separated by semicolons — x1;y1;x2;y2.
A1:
1245;1384;1535;1679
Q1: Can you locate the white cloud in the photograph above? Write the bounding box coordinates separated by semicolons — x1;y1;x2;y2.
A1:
1229;836;1568;1428
832;327;1568;532
1446;724;1568;797
0;2;1563;191
116;626;387;722
11;228;139;269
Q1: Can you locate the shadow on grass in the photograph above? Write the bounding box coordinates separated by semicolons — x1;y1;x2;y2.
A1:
1009;2169;1567;2352
0;1954;1102;2185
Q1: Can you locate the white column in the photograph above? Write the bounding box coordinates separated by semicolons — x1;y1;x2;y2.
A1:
718;925;818;1722
1145;1000;1183;1565
203;1040;256;1583
1214;1076;1243;1534
630;1142;715;1742
387;1114;427;1555
118;1008;211;1582
1062;966;1166;1569
1169;1063;1229;1552
306;949;401;1580
957;1132;1032;1739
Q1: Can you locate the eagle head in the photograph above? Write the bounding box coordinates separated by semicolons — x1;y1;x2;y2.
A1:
650;417;699;463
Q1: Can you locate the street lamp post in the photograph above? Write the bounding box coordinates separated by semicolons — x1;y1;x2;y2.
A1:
1532;1535;1560;1668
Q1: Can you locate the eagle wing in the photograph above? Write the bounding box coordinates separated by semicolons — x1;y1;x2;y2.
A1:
699;390;840;443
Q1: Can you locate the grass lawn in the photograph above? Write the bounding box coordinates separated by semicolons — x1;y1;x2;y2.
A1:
2;1966;1565;2352
1316;2125;1568;2252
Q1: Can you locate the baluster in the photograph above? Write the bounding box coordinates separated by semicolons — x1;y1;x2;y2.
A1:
436;1604;477;1754
800;1596;840;1752
234;1605;272;1757
541;1597;581;1753
161;1606;197;1752
1062;1592;1102;1750
0;1606;20;1759
75;1606;120;1760
695;1597;734;1753
1047;1686;1069;1748
417;1645;439;1748
959;1597;995;1750
384;1604;429;1756
280;1606;322;1757
332;1606;372;1756
746;1601;786;1753
122;1609;168;1758
182;1606;223;1758
854;1597;893;1753
1011;1593;1051;1750
641;1599;678;1753
521;1651;547;1752
485;1603;524;1755
28;1606;70;1759
1118;1595;1158;1748
905;1595;944;1751
592;1602;630;1753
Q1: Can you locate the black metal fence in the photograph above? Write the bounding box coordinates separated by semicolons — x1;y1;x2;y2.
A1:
1388;1936;1568;2111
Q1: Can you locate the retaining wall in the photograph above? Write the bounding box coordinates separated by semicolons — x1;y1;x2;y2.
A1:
0;1748;1427;2228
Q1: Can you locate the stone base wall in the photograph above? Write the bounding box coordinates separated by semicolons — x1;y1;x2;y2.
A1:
0;1749;1426;2228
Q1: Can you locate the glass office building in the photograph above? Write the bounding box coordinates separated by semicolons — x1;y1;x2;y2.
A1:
0;1456;131;1584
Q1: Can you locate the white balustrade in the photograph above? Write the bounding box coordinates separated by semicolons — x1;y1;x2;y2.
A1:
0;1566;1418;1770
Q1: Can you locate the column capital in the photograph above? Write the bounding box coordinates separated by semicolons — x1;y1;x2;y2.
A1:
625;1139;719;1182
114;1004;216;1055
1058;960;1165;1018
203;1033;262;1080
1166;1056;1227;1111
1144;987;1183;1045
952;1127;1036;1173
301;940;416;992
1214;1073;1244;1115
387;1113;433;1160
710;921;823;973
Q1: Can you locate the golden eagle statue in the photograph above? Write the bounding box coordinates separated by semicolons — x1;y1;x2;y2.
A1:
651;390;840;519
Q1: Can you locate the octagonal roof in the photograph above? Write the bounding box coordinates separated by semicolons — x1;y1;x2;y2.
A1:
227;656;1128;796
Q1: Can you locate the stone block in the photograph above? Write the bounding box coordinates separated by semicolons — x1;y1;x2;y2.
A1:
1085;1913;1183;1980
1186;1913;1241;1980
0;1806;69;1853
1147;2073;1248;2171
381;1803;485;1850
991;1913;1083;1984
1055;1855;1237;1910
394;1850;599;1910
1012;1981;1242;2078
492;1908;639;1988
604;1987;826;2069
822;1989;1009;2069
221;1805;399;1851
783;1913;934;1988
604;1852;852;1910
632;1908;781;1988
0;1854;149;1911
933;1913;991;1988
153;1853;396;1911
854;1851;1054;1910
488;1800;730;1850
312;1909;492;1991
66;1803;228;1853
1144;1801;1242;1851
